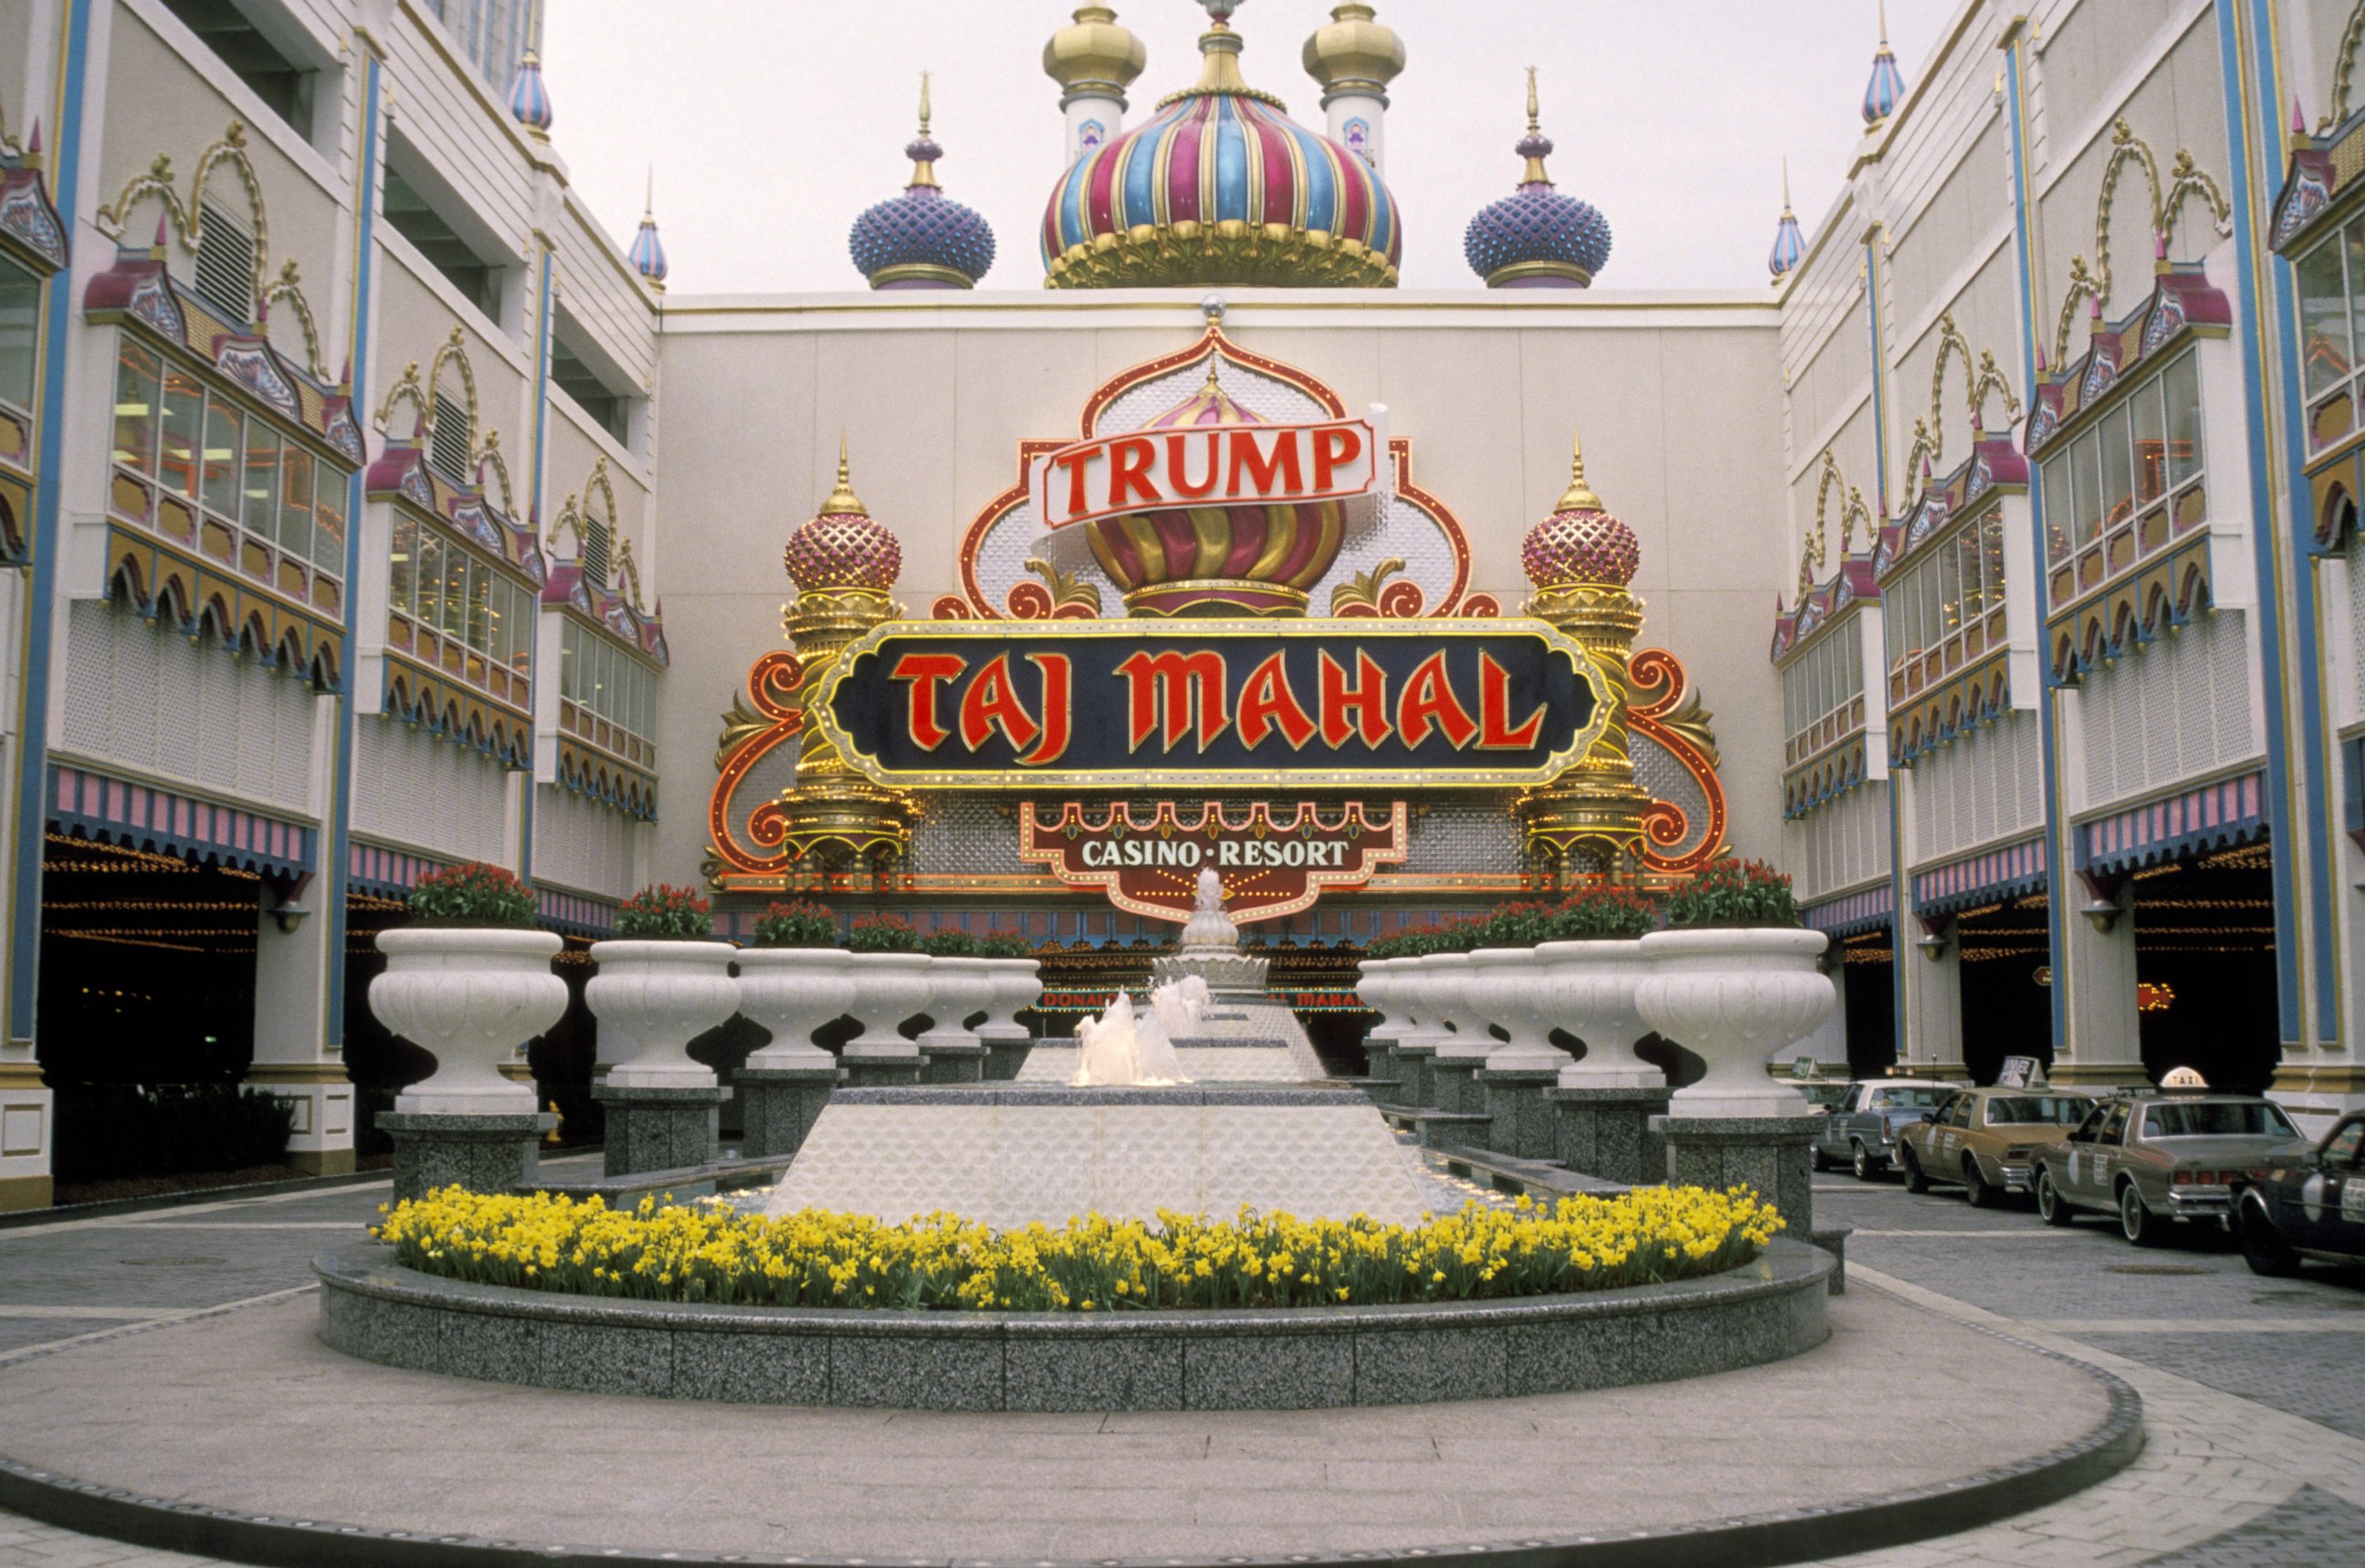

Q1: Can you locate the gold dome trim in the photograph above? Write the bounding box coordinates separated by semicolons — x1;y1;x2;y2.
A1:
1045;220;1397;289
1043;5;1147;106
1303;3;1405;106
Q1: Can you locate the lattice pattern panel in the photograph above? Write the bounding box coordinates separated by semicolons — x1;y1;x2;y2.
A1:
1911;709;2043;866
1401;798;1522;873
59;599;317;815
2071;608;2259;815
1783;782;1891;904
532;784;638;901
351;714;509;866
2346;538;2365;729
910;796;1028;877
1631;732;1714;866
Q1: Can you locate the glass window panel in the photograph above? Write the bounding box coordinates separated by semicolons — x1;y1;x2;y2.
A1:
390;515;416;615
1957;528;1985;621
440;539;468;639
1982;511;2007;609
2099;403;2134;532
1846;623;1863;693
2347;218;2365;390
2298;235;2352;400
2131;379;2166;507
312;472;346;572
2039;452;2070;562
2072;432;2102;547
416;532;443;628
0;257;36;411
2164;351;2204;487
1937;536;1963;641
466;556;492;653
159;366;202;499
560;624;577;701
112;339;160;474
278;446;313;564
241;420;279;538
199;392;240;517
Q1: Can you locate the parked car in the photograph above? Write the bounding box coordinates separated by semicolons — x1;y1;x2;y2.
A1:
1796;1081;1853;1116
2033;1093;2313;1245
1810;1079;1956;1179
1893;1087;2095;1206
2234;1114;2365;1275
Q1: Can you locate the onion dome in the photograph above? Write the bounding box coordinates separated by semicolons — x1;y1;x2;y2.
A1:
1302;4;1404;108
627;171;668;288
1040;2;1401;289
1523;431;1639;590
1043;5;1147;109
507;48;552;140
849;75;995;290
1464;69;1611;288
1767;160;1805;280
1862;4;1905;127
786;440;901;593
1084;359;1346;618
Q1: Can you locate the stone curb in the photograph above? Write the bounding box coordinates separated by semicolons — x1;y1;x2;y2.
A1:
0;1282;2144;1568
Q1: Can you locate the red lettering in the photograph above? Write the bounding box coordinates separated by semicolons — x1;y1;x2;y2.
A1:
1052;447;1096;520
1235;651;1316;750
1166;431;1221;498
890;652;964;751
1312;426;1362;491
1396;650;1478;750
1106;436;1159;508
1115;649;1230;751
1225;428;1303;498
1016;654;1072;766
1318;649;1392;748
1476;652;1547;750
958;653;1041;753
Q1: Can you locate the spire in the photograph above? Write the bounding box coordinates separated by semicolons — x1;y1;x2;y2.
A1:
1517;67;1554;187
1189;0;1254;97
628;166;668;288
1862;1;1906;128
1767;157;1806;280
902;72;942;190
507;0;553;139
821;434;869;517
1556;428;1603;514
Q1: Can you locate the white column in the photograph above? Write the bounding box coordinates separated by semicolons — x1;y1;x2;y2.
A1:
1323;89;1386;177
245;879;356;1174
1063;94;1123;166
2054;881;2146;1089
1898;920;1966;1079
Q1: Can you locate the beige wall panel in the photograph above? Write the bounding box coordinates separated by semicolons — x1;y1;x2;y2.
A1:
1788;299;1872;468
371;253;526;451
1513;327;1669;597
1886;117;2008;340
651;330;818;601
2;9;32;130
1649;587;1781;860
814;329;962;603
648;587;787;884
2291;0;2365;122
1373;327;1526;591
1650;327;1786;597
545;405;649;578
1787;403;1879;574
1891;247;2021;489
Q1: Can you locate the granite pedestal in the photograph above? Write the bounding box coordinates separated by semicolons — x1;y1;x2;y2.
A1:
1651;1114;1817;1239
922;1043;987;1084
1551;1086;1673;1187
1477;1067;1559;1159
1393;1043;1436;1107
378;1111;555;1205
1430;1056;1484;1115
978;1030;1032;1081
592;1085;731;1178
1362;1036;1400;1086
735;1065;839;1159
839;1054;927;1088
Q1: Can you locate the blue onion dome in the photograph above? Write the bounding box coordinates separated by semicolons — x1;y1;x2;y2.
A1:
507;47;552;140
849;75;996;290
1464;68;1610;288
1862;4;1905;127
1767;161;1805;281
1040;3;1402;289
628;171;668;288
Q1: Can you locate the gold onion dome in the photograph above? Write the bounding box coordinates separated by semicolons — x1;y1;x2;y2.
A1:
1043;5;1147;106
1522;431;1639;589
785;440;901;593
1039;0;1402;288
1302;3;1404;103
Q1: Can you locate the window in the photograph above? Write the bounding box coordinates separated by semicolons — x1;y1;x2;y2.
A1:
385;512;533;697
429;392;472;487
158;0;318;141
1987;1096;2091;1127
1781;624;1863;762
381;131;508;322
2296;214;2365;452
2035;348;2205;597
559;619;654;766
422;0;537;93
549;334;629;446
1885;505;2008;690
2141;1100;2299;1140
0;254;37;413
193;202;255;322
582;506;610;588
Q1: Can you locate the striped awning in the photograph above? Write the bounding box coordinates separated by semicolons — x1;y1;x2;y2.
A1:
347;841;447;901
537;886;616;940
1912;836;2048;918
47;764;311;882
1803;883;1894;937
2081;771;2266;875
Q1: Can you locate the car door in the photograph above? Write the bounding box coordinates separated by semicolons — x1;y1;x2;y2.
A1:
1936;1092;1975;1168
1821;1086;1863;1158
2064;1103;2129;1205
2295;1116;2365;1252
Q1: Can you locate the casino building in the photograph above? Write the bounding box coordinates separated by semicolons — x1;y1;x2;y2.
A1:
0;0;2359;1209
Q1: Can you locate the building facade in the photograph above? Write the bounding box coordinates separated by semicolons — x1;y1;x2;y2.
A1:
0;0;2358;1210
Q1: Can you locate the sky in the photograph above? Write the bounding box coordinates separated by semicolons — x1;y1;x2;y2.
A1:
539;1;1958;296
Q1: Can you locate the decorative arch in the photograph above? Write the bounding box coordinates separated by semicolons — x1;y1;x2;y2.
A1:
2051;120;2233;365
373;359;429;442
474;429;516;518
613;535;647;612
425;327;480;455
260;259;326;389
2323;1;2365;131
549;456;618;584
1900;316;2023;509
1799;450;1872;598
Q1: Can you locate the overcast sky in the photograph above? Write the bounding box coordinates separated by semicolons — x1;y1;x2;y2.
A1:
539;1;1956;296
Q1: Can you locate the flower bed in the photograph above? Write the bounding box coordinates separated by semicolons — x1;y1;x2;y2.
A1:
374;1186;1781;1313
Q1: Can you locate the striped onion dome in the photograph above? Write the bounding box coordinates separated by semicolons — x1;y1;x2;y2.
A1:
1464;69;1610;288
850;77;996;289
1039;14;1401;289
1767;163;1805;280
507;49;552;138
1523;432;1638;591
1085;361;1347;618
785;442;901;594
628;178;668;287
1862;8;1905;127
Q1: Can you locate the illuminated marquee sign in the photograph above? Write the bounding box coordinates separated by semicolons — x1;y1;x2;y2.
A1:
1019;801;1408;922
1029;415;1380;531
814;618;1610;791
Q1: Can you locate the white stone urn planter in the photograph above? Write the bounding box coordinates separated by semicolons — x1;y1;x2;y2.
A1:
975;958;1042;1042
736;947;856;1069
916;955;995;1054
1634;928;1832;1117
842;951;934;1060
1397;952;1454;1054
1425;952;1492;1064
372;928;565;1115
1356;957;1410;1053
1538;939;1659;1089
587;940;741;1088
1468;948;1563;1072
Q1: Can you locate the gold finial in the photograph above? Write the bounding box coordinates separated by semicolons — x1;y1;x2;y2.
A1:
1519;67;1552;187
822;433;869;516
907;72;940;189
1780;156;1792;210
643;164;654;217
919;71;932;135
1525;66;1540;134
1201;355;1223;394
1878;0;1890;46
1557;427;1602;513
1191;0;1253;95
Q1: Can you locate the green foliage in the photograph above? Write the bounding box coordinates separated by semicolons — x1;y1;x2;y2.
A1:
1366;914;1485;961
404;862;535;928
1472;901;1555;950
615;883;714;940
1662;857;1803;929
1546;887;1661;941
750;899;839;949
972;933;1038;960
922;929;979;957
846;912;921;953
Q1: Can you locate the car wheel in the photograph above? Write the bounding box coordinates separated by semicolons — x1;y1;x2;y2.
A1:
1963;1158;1996;1209
2236;1193;2302;1278
1851;1142;1878;1181
2119;1180;2165;1247
2037;1168;2075;1226
1810;1143;1830;1173
1900;1147;1930;1193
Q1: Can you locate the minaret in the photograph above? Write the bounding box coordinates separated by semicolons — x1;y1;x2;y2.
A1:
1302;3;1404;176
1862;2;1906;130
628;169;668;291
1043;5;1147;165
1767;160;1805;281
506;0;552;141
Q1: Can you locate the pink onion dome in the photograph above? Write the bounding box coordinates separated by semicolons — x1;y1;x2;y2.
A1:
1522;431;1638;590
1084;359;1347;618
785;441;901;593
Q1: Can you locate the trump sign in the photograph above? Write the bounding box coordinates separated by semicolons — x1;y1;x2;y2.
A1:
1030;414;1381;531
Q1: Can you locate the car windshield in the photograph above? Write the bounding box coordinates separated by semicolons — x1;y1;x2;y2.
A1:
2140;1101;2300;1140
1869;1087;1947;1110
1987;1096;2089;1126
